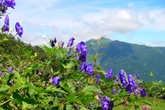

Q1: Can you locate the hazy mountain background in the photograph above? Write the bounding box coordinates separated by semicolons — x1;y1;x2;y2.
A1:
86;38;165;83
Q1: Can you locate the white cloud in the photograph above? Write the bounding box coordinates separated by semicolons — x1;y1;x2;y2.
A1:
5;0;165;47
137;40;165;47
128;3;135;8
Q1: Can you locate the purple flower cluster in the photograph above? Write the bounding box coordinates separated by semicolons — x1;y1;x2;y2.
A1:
49;76;60;86
0;0;16;14
1;0;23;37
76;41;88;62
96;73;100;84
80;62;94;75
116;69;146;97
51;37;57;47
118;69;128;86
8;66;13;73
67;37;75;47
2;15;9;32
105;68;113;82
101;96;114;110
15;22;23;37
67;37;75;53
126;75;137;94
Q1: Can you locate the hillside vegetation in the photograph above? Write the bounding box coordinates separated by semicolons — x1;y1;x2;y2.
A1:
86;38;165;82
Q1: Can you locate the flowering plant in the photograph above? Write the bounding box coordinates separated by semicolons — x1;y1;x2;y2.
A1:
0;1;165;110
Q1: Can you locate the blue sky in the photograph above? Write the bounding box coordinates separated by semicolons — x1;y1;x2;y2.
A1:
2;0;165;46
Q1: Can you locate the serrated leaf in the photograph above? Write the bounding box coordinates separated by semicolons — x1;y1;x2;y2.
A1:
25;49;32;57
65;92;77;102
82;86;103;95
40;45;52;55
14;71;25;84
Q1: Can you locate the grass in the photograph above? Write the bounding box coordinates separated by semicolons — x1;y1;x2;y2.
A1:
113;97;165;110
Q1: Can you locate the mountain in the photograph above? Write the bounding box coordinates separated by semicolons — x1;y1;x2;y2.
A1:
86;38;165;82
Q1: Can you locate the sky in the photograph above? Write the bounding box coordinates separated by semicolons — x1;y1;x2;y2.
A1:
1;0;165;47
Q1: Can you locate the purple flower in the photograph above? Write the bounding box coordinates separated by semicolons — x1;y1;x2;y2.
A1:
136;73;139;79
112;88;116;95
105;68;113;82
67;37;75;47
49;76;60;86
128;75;136;87
51;39;55;47
22;92;25;95
80;62;87;72
98;93;102;99
3;73;6;77
75;64;78;69
46;73;50;77
134;89;138;96
5;0;16;9
101;96;111;110
61;42;64;47
109;101;114;110
15;22;23;37
86;64;94;75
118;89;121;93
8;66;12;73
119;69;128;87
140;88;146;97
36;69;39;74
9;80;13;86
96;73;100;84
77;82;82;87
0;71;2;76
43;81;46;88
88;102;92;109
76;41;88;62
2;15;9;32
54;37;57;43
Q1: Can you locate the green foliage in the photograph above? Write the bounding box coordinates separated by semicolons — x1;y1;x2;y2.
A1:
86;38;165;83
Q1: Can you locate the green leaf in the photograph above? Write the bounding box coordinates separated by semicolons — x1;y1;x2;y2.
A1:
45;86;67;94
95;66;102;70
12;92;23;106
25;49;32;57
62;62;74;69
0;38;9;42
79;105;88;110
97;53;107;57
40;45;52;55
14;71;26;84
66;104;72;110
22;101;32;109
82;86;103;95
65;92;77;102
149;72;153;77
98;44;110;47
0;87;9;92
54;96;59;105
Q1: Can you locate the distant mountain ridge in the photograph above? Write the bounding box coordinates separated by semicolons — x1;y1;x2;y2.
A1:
86;38;165;82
